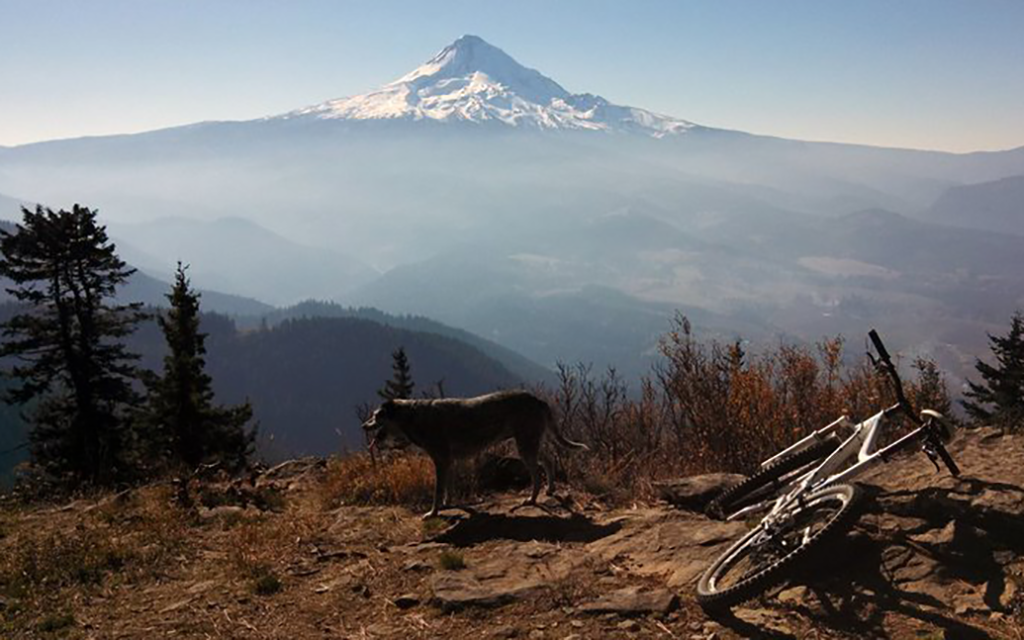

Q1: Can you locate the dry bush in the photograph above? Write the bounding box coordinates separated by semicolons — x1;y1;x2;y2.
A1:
318;447;526;512
544;314;955;502
652;315;867;473
318;452;435;509
545;362;676;503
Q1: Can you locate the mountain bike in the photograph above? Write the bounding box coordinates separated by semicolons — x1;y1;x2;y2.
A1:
695;330;960;609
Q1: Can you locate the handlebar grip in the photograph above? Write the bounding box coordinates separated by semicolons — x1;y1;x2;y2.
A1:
869;329;892;362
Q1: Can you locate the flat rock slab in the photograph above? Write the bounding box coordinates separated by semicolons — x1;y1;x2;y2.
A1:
429;540;586;611
577;586;679;616
655;473;746;512
430;572;542;611
587;509;747;588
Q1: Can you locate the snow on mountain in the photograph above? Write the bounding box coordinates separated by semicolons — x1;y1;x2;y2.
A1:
277;35;696;137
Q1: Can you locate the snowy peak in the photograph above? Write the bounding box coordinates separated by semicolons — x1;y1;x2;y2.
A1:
394;35;569;104
281;36;696;137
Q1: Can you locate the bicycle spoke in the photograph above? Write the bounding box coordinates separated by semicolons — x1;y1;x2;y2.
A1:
698;483;861;609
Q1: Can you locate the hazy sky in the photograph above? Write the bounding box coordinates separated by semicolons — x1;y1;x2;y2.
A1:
2;0;1022;152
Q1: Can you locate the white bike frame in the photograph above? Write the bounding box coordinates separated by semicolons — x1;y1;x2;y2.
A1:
726;405;942;523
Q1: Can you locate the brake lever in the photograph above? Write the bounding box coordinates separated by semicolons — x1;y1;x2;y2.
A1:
921;442;943;473
921;426;962;477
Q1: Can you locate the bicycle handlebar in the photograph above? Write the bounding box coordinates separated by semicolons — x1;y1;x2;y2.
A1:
868;329;918;425
870;329;961;478
868;329;892;364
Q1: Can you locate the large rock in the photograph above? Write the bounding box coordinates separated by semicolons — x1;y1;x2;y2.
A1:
654;473;746;512
587;509;747;588
577;586;679;616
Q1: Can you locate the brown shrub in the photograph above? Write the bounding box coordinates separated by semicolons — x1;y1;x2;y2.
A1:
544;314;954;503
318;453;435;509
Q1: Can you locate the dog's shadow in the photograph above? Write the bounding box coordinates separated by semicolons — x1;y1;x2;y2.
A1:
430;501;621;547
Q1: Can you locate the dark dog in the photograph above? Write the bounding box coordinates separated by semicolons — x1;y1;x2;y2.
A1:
362;390;588;517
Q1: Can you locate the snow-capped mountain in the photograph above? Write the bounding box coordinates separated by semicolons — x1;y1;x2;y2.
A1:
278;35;697;137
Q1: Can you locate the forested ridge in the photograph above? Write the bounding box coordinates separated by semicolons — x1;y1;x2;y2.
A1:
0;300;526;477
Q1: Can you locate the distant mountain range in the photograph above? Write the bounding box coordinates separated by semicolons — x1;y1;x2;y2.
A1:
0;218;273;316
926;175;1024;236
108;217;378;306
254;300;554;385
1;35;1022;390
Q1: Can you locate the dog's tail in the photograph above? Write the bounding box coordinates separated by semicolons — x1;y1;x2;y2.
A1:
545;405;589;451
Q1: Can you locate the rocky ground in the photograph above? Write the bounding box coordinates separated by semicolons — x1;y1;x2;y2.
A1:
1;427;1022;639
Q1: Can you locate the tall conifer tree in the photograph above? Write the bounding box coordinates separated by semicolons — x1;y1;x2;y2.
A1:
0;204;143;485
141;263;254;470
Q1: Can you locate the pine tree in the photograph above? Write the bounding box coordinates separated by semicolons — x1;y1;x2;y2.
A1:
909;356;956;428
962;311;1024;430
378;347;415;400
140;263;254;471
0;204;144;486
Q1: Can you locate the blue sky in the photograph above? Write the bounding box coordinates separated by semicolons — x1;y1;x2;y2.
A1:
1;0;1022;152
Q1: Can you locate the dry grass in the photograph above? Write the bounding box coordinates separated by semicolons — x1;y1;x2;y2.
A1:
223;497;325;597
437;550;466;571
0;486;189;592
0;485;191;632
318;452;435;509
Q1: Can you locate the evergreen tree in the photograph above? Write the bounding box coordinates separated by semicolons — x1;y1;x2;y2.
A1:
378;346;415;400
0;205;144;485
140;263;254;471
962;311;1024;430
911;357;954;419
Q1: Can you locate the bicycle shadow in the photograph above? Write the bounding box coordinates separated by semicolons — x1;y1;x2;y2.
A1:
755;478;1024;639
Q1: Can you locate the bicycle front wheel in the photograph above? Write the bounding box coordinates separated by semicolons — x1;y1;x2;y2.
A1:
696;482;861;609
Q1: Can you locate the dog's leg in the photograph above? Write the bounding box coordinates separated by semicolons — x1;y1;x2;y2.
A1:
523;452;541;505
515;429;546;506
425;455;450;519
541;456;556;496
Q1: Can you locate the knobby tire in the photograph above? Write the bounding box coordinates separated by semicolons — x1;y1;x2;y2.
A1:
696;482;862;610
707;435;839;520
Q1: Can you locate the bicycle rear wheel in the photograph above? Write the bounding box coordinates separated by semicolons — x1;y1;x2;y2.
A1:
696;482;861;609
707;435;839;520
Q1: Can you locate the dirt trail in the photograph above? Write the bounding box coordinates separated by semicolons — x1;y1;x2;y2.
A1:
1;427;1021;639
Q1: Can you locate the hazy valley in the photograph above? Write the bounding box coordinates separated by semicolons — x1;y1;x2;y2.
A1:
2;35;1023;459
